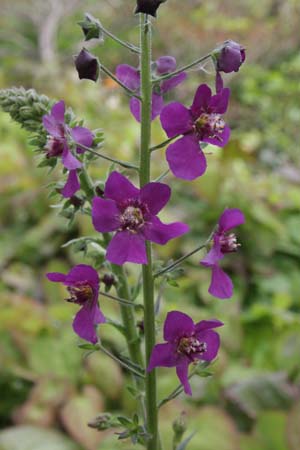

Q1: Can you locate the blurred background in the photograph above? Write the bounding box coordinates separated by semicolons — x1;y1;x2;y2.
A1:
1;0;300;449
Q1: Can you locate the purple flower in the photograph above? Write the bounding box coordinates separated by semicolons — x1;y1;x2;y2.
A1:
160;83;230;180
43;101;94;198
47;264;105;343
215;40;246;74
116;56;187;122
201;208;245;299
135;0;166;17
91;171;189;265
147;311;223;395
75;48;99;82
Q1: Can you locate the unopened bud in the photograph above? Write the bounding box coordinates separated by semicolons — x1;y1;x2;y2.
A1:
212;40;246;73
75;49;99;82
78;13;103;41
135;0;167;17
88;413;115;431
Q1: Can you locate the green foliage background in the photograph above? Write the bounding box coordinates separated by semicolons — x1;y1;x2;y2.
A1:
1;1;300;449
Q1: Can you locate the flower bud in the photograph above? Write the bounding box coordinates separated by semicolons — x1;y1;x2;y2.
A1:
88;413;115;431
172;412;187;444
75;49;99;82
78;13;103;41
213;40;246;73
135;0;167;17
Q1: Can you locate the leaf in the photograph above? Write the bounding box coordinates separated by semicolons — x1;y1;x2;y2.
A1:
176;432;197;450
0;426;80;450
60;386;104;450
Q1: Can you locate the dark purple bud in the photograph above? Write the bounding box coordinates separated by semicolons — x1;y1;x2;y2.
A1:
101;273;117;289
69;195;84;208
213;40;246;73
75;48;99;82
135;0;167;17
78;13;103;41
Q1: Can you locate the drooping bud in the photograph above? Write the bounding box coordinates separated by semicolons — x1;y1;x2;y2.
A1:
75;49;99;82
172;412;187;443
212;40;246;73
78;13;103;41
135;0;167;17
101;273;117;291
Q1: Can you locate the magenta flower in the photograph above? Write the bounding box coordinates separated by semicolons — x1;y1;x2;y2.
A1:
47;264;105;343
160;84;230;180
116;56;187;122
147;311;223;395
43;101;94;197
92;171;189;265
201;208;245;299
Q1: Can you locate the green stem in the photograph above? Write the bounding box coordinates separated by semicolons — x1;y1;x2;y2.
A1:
100;289;144;309
76;142;139;171
100;64;142;100
139;14;158;450
150;135;178;152
154;227;216;279
79;165;95;200
153;53;212;83
99;344;144;378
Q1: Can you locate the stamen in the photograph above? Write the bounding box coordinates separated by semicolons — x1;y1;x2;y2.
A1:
66;282;93;304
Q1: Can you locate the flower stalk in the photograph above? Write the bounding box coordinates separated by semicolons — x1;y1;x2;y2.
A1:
139;13;159;450
153;53;212;83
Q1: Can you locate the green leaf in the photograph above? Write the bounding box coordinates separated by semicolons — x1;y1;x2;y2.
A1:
0;426;80;450
176;432;197;450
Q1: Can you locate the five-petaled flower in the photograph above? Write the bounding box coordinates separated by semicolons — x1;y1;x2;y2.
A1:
160;83;230;180
116;56;186;122
201;208;245;299
47;264;105;343
91;171;189;265
43;101;94;197
147;311;223;395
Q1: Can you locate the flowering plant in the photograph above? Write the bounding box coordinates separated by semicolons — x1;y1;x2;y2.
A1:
0;2;245;449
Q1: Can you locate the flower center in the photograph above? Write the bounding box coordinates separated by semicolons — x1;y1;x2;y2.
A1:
120;204;145;233
195;113;225;140
219;232;240;253
66;282;93;305
45;136;65;158
177;336;207;356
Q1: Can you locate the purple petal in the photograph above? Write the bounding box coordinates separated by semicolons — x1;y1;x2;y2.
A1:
215;72;224;93
130;94;164;122
65;264;99;286
51;100;65;123
202;124;230;147
156;56;177;74
160;102;193;138
42;114;62;138
151;93;164;120
140;182;171;214
71;126;94;152
61;170;80;198
164;311;194;342
200;241;223;266
190;84;212;118
218;208;245;232
160;72;187;94
209;88;230;114
195;319;224;333
196;330;220;361
147;343;177;371
62;147;82;170
104;171;139;204
106;231;147;265
208;264;233;299
73;302;105;344
176;359;192;396
47;272;66;282
116;64;140;91
129;97;141;122
144;216;189;245
92;197;121;233
166;135;207;180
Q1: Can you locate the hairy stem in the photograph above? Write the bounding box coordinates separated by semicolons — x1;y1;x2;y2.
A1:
76;142;139;171
100;64;142;100
139;14;158;450
153;53;212;83
154;227;216;279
